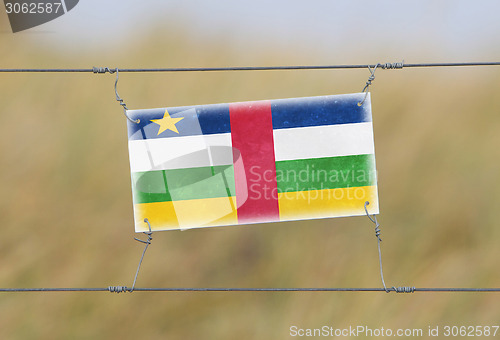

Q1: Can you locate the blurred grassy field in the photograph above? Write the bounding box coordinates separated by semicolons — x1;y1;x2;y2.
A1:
1;16;500;340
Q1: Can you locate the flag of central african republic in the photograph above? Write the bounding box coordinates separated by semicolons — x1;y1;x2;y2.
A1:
126;93;378;232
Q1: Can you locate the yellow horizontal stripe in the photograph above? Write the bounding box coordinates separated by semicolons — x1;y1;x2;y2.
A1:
134;197;237;232
278;186;378;221
134;186;378;231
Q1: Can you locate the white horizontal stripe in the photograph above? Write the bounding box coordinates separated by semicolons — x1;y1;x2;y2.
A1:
273;122;374;161
128;133;233;172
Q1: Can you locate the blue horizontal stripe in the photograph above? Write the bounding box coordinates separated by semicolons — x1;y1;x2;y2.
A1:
271;93;371;130
128;104;231;141
127;93;371;140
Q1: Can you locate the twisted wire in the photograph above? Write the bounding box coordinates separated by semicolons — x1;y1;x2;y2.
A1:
380;61;404;69
108;286;129;293
364;201;389;292
391;286;416;293
92;67;115;74
358;64;380;106
0;287;499;293
364;202;416;294
2;61;500;73
112;68;140;124
92;67;139;123
130;219;154;292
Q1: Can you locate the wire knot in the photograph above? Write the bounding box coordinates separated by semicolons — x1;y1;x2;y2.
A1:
358;64;379;106
365;73;375;87
380;61;404;69
108;286;129;293
92;67;116;74
391;286;415;293
134;219;153;245
364;201;382;242
362;69;376;93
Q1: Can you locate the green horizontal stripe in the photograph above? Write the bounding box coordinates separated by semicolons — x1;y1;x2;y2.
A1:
276;154;376;192
133;154;375;204
132;165;235;204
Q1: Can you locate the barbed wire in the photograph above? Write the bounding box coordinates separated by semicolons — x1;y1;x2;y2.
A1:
0;61;499;73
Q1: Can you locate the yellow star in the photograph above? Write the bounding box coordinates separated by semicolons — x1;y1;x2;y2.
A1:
150;109;184;135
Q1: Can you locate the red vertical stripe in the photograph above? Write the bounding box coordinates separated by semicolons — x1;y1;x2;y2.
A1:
229;101;279;224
